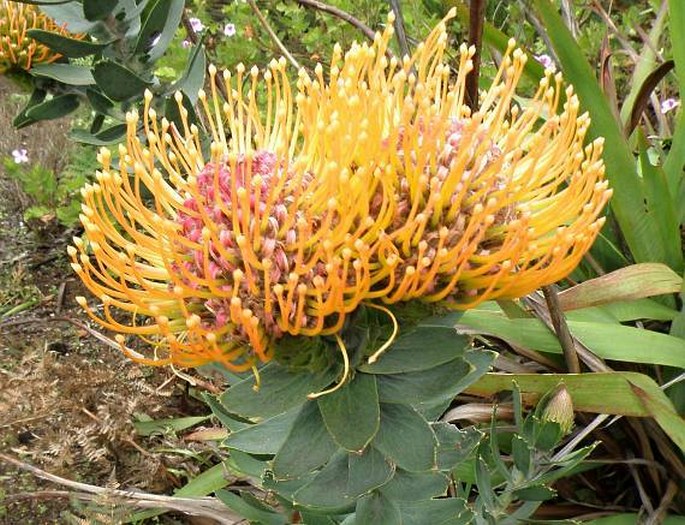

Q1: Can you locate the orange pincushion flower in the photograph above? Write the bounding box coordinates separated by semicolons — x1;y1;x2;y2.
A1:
69;10;610;371
0;0;78;72
295;12;610;310
69;60;379;371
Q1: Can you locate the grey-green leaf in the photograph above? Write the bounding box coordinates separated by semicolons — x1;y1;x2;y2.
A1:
70;124;127;146
373;403;436;472
293;448;394;510
272;401;339;479
360;312;466;374
355;492;402;525
397;498;474;525
92;61;151;101
380;469;449;501
215;490;287;525
83;0;118;21
25;94;79;121
168;44;206;104
376;357;472;406
224;407;300;455
318;372;380;452
134;0;184;62
433;423;482;471
220;363;338;419
31;63;94;85
27;29;107;58
13;88;47;128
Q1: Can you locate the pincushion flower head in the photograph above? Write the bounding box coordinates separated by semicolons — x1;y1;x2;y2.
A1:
69;10;610;372
0;0;79;72
287;11;609;312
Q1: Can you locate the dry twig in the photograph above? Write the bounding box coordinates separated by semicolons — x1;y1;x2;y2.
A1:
0;452;242;524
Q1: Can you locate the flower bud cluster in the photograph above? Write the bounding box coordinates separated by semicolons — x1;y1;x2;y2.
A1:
0;0;80;72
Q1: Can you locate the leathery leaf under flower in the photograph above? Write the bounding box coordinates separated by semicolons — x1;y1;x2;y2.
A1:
69;9;611;372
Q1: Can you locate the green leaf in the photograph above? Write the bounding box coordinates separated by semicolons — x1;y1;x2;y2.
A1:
665;0;685;200
558;263;682;311
41;3;101;33
602;299;677;322
619;5;667;128
272;401;339;479
31;63;94;85
457;309;685;368
355;492;402;525
83;0;118;21
628;381;685;454
201;392;250;432
263;471;316;501
396;498;474;525
168;44;206;104
474;453;496;511
318;372;380;452
92;61;151;101
124;462;231;523
468;372;685;452
417;350;496;421
373;403;436;472
215;490;287;525
13;88;47;128
637;131;683;272
534;0;678;270
133;415;209;437
671;273;685;339
534;421;565;452
90;113;104;133
511;435;531;477
25;94;79;121
228;449;270;479
70;124;127;146
376;357;474;406
220;363;338;419
360;312;467;374
224;407;300;455
85;88;114;115
164;90;199;130
299;512;340;525
433;422;481;471
293;448;394;510
134;0;184;62
379;469;448;501
587;515;685;525
27;29;107;58
176;462;230;496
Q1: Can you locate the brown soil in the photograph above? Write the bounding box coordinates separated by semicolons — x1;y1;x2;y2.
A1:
0;76;218;524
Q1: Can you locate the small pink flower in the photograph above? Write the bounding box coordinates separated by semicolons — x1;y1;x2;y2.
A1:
189;17;204;33
12;148;29;164
660;98;679;114
534;53;555;71
223;23;236;37
182;39;192;49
